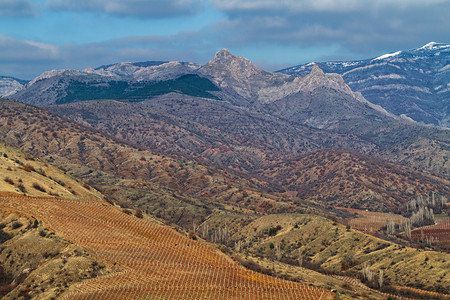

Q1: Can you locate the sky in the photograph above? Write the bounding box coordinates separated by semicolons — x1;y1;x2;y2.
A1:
1;0;449;79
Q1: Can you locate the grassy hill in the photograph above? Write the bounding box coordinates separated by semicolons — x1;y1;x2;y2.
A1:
0;141;102;200
201;213;450;295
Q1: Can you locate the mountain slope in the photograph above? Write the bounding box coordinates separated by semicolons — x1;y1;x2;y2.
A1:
0;141;103;200
279;42;450;127
8;48;399;134
3;48;450;179
0;76;26;97
0;194;333;299
2;99;449;218
0;200;116;299
257;149;450;211
47;97;377;173
1;99;318;228
203;213;450;294
8;61;203;106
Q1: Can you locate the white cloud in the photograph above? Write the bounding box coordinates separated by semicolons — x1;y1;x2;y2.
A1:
25;41;59;56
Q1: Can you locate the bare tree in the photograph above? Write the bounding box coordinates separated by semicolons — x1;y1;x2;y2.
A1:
362;263;373;282
234;240;242;252
378;269;384;288
275;244;282;261
386;219;395;236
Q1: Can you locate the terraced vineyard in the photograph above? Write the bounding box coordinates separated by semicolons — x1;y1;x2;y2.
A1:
411;217;450;247
0;194;332;299
337;207;407;234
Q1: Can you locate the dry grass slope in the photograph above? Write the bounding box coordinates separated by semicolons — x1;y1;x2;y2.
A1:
0;141;103;200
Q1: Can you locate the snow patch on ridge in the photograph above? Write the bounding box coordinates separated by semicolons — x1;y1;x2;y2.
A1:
418;42;450;51
373;51;402;61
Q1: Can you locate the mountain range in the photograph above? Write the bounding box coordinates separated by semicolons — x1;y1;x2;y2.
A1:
279;42;450;128
0;43;449;299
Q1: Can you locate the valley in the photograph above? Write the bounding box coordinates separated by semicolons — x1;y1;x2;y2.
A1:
0;45;449;299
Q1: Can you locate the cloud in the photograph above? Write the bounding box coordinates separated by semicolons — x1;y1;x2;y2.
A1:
0;33;218;79
0;0;37;17
2;0;450;79
207;0;450;58
209;0;450;13
45;0;204;18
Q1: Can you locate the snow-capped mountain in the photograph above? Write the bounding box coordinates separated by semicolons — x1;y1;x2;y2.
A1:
0;76;27;97
6;61;200;106
279;42;450;127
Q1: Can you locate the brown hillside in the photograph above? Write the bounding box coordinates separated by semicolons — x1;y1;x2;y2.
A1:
0;99;313;228
47;96;450;180
258;149;450;211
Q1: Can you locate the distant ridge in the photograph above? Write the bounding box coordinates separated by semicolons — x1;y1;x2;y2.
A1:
279;42;450;127
94;60;168;70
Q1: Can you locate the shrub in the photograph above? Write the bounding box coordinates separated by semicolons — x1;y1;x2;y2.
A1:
3;177;14;185
135;209;143;219
11;221;22;229
188;232;197;240
17;184;26;193
32;183;46;193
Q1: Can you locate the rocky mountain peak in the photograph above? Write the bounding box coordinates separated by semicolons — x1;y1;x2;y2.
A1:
205;48;259;71
213;48;233;62
201;48;265;80
309;64;325;76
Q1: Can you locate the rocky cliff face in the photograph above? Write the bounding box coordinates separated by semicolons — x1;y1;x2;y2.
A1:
279;42;450;127
199;48;292;105
197;49;395;132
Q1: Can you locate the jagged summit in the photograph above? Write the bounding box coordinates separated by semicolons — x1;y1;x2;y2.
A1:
213;48;233;62
200;48;266;82
310;64;324;76
205;48;259;71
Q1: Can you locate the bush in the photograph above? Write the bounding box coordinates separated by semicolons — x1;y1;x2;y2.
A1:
135;209;143;219
17;184;26;193
32;183;46;193
3;177;14;185
188;232;197;240
11;221;22;229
